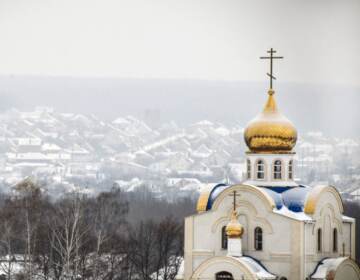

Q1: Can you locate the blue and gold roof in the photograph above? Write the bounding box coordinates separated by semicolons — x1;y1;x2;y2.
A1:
196;183;344;216
196;183;228;212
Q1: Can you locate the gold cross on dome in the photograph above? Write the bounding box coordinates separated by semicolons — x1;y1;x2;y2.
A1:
260;48;283;90
229;190;241;211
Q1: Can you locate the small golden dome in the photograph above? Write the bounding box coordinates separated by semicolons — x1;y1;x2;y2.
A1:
226;211;244;238
244;89;297;153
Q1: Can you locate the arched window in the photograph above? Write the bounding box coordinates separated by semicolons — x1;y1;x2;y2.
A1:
247;159;251;179
273;160;282;179
317;228;322;252
256;160;265;180
221;226;228;249
254;227;263;251
288;160;293;180
333;228;338;252
216;271;234;280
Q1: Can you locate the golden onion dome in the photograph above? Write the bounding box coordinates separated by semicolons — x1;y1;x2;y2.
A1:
226;211;244;238
244;89;297;153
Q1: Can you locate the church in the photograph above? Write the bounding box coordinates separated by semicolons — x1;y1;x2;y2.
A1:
176;49;360;280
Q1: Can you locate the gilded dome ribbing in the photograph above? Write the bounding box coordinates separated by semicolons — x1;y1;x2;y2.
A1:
244;89;297;153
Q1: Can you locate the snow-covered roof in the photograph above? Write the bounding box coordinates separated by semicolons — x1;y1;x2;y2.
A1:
232;256;277;279
42;143;61;151
193;144;213;158
7;152;48;160
310;257;353;279
336;138;359;147
198;183;334;221
273;206;313;221
112;117;130;125
342;215;355;223
192;120;214;126
215;126;230;136
113;178;144;192
350;188;360;196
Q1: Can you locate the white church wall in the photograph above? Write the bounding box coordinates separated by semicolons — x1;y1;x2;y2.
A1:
351;219;356;260
311;189;344;263
260;216;301;280
323;214;332;253
305;222;318;278
342;222;353;257
184;216;194;280
238;213;250;253
344;222;351;255
192;212;214;251
266;212;292;253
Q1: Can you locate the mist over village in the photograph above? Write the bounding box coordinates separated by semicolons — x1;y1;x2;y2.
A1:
0;106;359;201
0;0;359;279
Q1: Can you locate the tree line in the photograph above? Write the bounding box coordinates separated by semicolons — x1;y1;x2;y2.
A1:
0;179;358;280
0;180;196;280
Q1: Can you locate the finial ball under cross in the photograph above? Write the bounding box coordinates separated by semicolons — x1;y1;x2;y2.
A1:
260;48;283;90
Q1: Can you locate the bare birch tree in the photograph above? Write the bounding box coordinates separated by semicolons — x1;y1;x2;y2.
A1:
49;194;89;279
0;220;15;280
13;179;44;280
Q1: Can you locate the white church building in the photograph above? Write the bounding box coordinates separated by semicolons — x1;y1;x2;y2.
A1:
176;50;360;280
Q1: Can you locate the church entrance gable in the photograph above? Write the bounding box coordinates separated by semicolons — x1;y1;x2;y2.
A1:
190;256;257;280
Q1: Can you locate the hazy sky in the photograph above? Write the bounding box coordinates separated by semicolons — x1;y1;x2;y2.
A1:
0;0;359;86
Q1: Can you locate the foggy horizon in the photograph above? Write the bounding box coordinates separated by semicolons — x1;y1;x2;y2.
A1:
0;75;359;138
1;0;359;138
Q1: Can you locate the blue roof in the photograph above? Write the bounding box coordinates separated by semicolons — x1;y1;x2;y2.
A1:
262;185;310;212
206;183;229;210
205;184;311;213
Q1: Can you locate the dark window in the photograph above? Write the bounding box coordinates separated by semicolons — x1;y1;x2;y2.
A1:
256;160;265;180
254;227;263;250
221;226;228;249
247;159;251;179
274;160;282;179
216;271;234;280
333;228;338;252
288;160;293;180
317;228;322;252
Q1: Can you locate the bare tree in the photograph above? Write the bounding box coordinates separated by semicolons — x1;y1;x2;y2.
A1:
33;200;55;280
127;221;157;280
49;194;90;279
0;184;191;279
153;217;183;280
0;220;16;280
13;179;44;280
88;189;128;280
